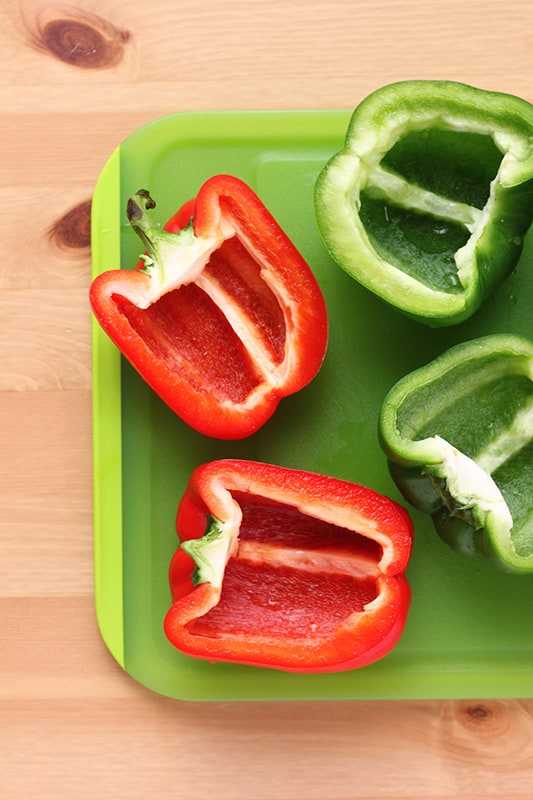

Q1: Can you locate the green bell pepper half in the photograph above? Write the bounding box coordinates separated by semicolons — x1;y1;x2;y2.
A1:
379;334;533;573
315;80;533;327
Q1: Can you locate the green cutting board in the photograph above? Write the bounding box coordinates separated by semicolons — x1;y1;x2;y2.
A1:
91;110;533;701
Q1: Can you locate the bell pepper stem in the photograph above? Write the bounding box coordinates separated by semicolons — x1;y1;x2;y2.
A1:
125;189;221;306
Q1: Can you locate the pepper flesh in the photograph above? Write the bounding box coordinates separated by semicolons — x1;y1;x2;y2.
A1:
90;175;328;439
314;80;533;327
164;460;413;673
379;334;533;573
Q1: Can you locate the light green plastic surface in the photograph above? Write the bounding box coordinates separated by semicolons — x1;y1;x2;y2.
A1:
91;110;533;701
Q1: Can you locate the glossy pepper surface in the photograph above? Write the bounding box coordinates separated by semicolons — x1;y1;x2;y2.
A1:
89;175;328;439
379;334;533;573
164;459;413;673
315;80;533;327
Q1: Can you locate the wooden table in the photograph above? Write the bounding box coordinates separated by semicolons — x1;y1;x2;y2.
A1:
3;1;533;796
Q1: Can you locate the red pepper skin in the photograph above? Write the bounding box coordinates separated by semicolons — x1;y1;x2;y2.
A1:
89;176;328;440
164;460;413;673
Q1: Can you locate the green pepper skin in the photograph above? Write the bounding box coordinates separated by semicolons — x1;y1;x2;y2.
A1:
315;80;533;327
379;334;533;573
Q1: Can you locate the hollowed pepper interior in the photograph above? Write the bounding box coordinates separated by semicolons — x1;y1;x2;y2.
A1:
359;129;504;292
188;492;382;638
113;234;287;403
395;357;533;556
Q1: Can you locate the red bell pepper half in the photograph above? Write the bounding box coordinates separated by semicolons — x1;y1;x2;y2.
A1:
164;460;413;673
89;175;328;439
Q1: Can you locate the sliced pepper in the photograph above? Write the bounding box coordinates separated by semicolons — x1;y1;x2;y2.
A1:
164;459;413;673
379;334;533;573
90;175;328;439
315;80;533;326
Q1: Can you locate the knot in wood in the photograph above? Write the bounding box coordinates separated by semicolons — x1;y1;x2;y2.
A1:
49;199;92;251
31;9;130;69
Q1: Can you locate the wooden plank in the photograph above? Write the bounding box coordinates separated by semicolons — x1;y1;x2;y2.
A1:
0;291;91;390
1;391;93;595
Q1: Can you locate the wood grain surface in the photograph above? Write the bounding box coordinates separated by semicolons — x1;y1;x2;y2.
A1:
2;0;533;796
